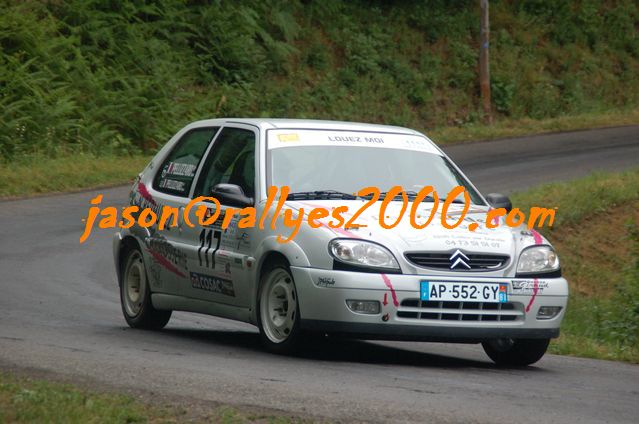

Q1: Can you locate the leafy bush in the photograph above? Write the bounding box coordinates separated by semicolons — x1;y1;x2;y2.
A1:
1;0;638;160
491;77;515;114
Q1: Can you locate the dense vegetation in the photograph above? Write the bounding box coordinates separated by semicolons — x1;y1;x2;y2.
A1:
1;0;638;159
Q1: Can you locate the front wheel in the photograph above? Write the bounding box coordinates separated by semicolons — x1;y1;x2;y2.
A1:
120;247;171;330
482;338;550;366
257;261;303;354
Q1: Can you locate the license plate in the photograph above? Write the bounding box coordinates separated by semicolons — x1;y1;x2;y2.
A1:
420;281;508;303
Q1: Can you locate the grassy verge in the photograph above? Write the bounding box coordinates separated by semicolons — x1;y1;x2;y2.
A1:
2;110;638;199
511;169;639;362
0;372;306;423
0;154;152;199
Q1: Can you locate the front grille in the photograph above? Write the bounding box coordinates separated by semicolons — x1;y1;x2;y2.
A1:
397;299;524;322
404;252;510;271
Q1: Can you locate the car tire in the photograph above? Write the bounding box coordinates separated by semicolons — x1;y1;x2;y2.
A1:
120;246;171;330
256;259;303;354
482;338;550;366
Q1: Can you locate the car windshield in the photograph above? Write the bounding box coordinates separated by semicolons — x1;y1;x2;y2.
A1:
267;129;484;204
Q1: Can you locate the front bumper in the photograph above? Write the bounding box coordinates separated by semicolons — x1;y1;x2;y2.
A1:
291;267;568;342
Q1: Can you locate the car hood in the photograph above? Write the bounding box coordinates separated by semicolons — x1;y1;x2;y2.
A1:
285;199;546;256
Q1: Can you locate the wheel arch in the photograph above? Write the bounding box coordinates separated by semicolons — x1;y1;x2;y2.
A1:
259;251;291;276
250;251;293;325
116;235;144;286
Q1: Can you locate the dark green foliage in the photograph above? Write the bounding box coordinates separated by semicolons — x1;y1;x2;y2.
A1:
1;0;638;159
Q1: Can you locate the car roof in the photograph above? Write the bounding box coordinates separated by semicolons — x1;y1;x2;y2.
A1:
188;118;423;136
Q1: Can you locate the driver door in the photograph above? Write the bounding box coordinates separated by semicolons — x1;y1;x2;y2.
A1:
180;124;257;307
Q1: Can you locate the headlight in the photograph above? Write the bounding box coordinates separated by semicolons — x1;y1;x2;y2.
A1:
329;239;400;271
517;245;560;274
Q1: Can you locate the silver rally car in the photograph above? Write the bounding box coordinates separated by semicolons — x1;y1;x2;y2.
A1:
113;118;568;366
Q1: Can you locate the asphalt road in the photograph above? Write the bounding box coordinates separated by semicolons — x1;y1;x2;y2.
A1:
445;125;639;193
1;125;639;423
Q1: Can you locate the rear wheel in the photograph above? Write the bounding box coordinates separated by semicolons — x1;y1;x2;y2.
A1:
482;338;550;366
120;247;171;329
257;260;303;354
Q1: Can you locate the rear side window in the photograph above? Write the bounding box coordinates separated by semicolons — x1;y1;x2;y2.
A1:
154;127;219;196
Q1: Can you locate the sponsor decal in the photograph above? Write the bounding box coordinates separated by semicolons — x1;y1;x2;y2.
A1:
316;277;336;287
519;230;535;242
161;161;197;178
215;256;241;275
443;236;502;249
512;279;549;295
403;138;429;149
159;178;186;192
147;236;188;278
327;135;384;144
268;130;440;153
277;133;299;142
190;272;235;296
201;207;223;230
220;217;242;250
147;248;186;278
232;257;245;270
237;232;251;249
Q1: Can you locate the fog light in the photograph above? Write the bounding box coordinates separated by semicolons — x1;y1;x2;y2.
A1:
536;306;562;320
346;300;381;315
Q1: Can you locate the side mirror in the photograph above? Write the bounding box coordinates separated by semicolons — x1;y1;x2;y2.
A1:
211;183;253;208
485;193;512;212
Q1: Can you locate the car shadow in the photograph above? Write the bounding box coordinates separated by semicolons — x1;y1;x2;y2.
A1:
156;327;546;371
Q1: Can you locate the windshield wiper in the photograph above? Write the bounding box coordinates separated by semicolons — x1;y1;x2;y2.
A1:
359;190;435;202
287;190;358;200
287;190;468;204
362;190;468;204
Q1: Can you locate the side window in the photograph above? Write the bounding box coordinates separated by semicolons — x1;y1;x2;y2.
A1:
194;127;256;199
153;127;219;197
